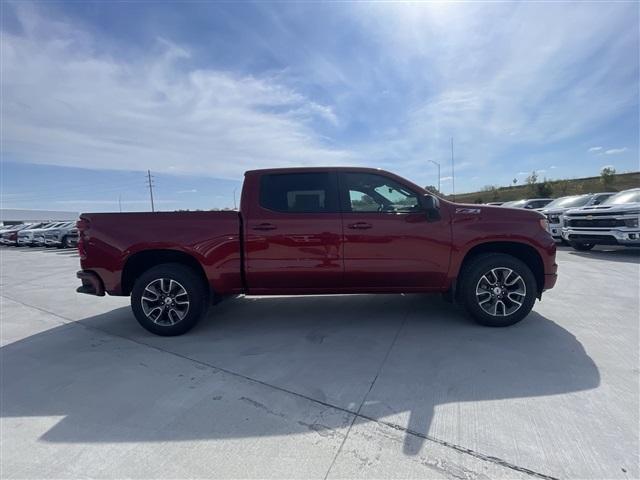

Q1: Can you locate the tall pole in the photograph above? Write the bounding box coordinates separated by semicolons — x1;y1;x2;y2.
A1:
451;137;456;202
118;195;122;213
233;187;238;210
428;160;441;193
146;170;155;212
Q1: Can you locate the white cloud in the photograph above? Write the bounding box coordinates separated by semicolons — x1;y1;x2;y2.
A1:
1;6;352;178
549;165;558;169
352;3;637;183
440;176;453;181
588;146;603;152
604;147;628;155
176;189;198;194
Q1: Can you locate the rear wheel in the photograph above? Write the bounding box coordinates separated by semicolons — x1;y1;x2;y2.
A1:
460;253;537;327
569;242;595;251
131;263;209;336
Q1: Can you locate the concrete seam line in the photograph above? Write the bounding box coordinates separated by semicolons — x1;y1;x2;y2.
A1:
0;294;558;480
323;300;412;480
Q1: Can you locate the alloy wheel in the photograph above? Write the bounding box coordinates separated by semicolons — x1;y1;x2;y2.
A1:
475;267;527;317
141;278;190;325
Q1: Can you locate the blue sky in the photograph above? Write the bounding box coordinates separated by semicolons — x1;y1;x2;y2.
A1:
1;1;638;212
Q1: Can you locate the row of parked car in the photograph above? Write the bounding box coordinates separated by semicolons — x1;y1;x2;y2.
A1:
0;221;79;248
487;188;640;251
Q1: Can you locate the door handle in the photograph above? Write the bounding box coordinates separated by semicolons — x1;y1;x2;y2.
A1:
252;223;277;231
347;222;372;230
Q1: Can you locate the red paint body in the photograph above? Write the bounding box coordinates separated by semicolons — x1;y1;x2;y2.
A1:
78;167;557;297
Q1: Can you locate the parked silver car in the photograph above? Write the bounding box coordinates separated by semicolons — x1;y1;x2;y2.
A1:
0;224;30;245
541;193;615;241
44;222;78;248
2;223;45;246
25;222;72;247
17;222;66;246
501;198;553;211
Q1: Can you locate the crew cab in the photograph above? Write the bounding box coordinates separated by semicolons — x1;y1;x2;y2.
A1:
76;167;558;336
562;188;640;251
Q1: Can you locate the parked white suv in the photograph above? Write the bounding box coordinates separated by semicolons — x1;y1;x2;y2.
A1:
562;188;640;250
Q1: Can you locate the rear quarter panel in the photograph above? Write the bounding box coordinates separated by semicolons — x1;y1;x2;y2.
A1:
79;211;242;295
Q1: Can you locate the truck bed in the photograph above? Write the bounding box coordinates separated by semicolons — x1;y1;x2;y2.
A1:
78;211;243;295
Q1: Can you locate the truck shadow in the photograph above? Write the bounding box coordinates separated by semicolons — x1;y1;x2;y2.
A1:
1;294;600;456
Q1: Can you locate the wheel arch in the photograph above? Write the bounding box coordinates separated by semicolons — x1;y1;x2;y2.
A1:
456;241;545;298
121;249;210;297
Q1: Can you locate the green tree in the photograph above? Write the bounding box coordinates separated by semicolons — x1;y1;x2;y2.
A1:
526;171;538;196
555;179;570;195
536;178;553;197
600;167;616;189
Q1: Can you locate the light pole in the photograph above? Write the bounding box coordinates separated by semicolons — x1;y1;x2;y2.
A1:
428;160;441;193
451;137;455;202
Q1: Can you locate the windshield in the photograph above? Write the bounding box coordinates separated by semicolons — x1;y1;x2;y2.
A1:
603;190;640;205
544;195;591;209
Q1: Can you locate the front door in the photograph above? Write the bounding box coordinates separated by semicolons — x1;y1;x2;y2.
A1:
244;171;343;292
339;171;451;290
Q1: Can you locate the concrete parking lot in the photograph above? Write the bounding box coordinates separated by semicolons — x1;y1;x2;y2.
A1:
1;245;638;479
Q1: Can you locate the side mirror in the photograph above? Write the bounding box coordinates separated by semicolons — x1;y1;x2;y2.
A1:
420;194;440;221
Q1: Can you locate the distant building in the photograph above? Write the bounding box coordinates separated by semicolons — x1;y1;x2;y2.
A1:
0;209;79;226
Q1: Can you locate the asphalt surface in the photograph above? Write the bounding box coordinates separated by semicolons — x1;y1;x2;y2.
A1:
1;245;638;479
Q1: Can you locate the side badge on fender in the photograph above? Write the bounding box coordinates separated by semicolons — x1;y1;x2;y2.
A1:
456;208;481;214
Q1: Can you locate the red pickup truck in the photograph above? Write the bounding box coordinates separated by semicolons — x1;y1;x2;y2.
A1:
77;167;557;335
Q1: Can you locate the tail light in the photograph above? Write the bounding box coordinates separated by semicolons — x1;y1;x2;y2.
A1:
76;217;90;259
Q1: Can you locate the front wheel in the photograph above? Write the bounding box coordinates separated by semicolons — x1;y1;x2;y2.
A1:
569;242;595;251
459;253;537;327
131;263;209;336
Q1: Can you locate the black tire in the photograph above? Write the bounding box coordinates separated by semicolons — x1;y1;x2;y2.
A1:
569;242;595;251
459;253;537;327
131;263;209;336
58;236;69;249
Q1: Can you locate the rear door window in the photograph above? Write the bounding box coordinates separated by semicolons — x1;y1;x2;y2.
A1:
259;172;339;213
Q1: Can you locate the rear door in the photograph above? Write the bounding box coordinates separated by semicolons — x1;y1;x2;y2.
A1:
338;171;451;290
244;171;343;291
